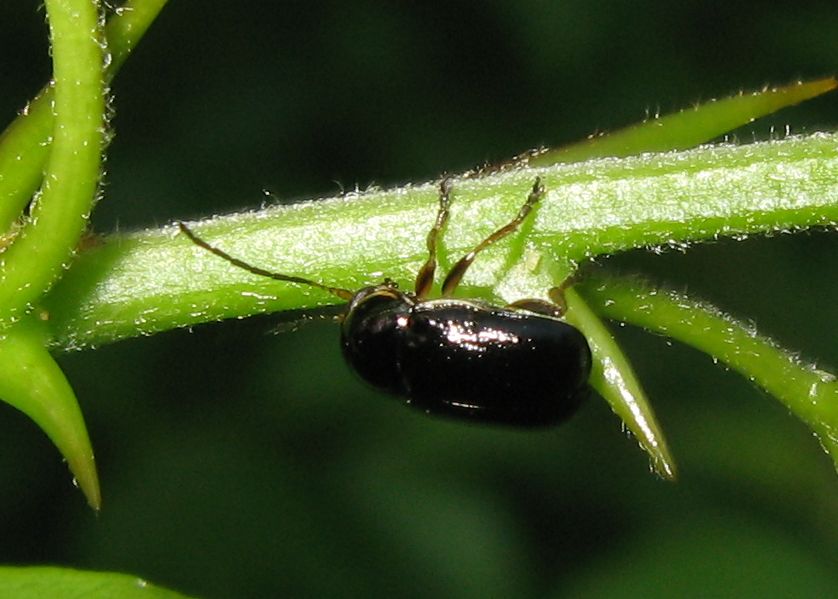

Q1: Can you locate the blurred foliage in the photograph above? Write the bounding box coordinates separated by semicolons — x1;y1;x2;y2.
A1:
0;566;191;599
0;1;836;598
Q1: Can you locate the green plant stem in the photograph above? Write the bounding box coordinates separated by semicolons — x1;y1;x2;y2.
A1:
43;132;838;350
577;273;838;468
0;0;108;509
0;0;169;233
0;0;169;510
0;0;105;325
105;0;170;73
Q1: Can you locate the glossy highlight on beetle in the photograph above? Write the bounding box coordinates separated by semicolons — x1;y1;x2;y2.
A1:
178;177;592;426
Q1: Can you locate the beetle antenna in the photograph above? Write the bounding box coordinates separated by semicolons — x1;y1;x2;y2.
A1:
178;222;355;301
414;177;453;299
441;177;545;296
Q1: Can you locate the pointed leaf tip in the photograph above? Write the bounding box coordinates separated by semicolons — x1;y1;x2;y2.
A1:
564;289;678;481
531;77;838;166
579;274;838;474
0;318;100;509
565;289;677;481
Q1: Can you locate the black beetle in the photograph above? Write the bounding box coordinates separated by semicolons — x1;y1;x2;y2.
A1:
179;177;592;426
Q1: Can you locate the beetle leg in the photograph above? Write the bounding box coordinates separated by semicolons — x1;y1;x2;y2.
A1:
414;177;454;299
442;178;545;296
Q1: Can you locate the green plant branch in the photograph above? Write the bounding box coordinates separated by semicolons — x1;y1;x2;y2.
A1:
0;0;170;233
0;2;169;509
0;0;832;516
0;0;105;323
43;132;838;351
0;0;112;510
578;273;838;468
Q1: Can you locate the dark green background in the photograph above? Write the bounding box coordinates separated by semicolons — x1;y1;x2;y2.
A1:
1;2;837;597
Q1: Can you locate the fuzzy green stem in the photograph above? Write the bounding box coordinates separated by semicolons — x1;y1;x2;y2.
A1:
0;0;105;325
43;132;838;350
578;273;838;468
0;0;109;509
0;0;170;233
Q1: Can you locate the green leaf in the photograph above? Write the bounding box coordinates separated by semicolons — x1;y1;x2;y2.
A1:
529;77;837;165
564;287;676;479
0;317;99;509
0;566;192;599
578;273;838;470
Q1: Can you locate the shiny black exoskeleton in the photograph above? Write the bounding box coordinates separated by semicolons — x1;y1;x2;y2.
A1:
341;287;590;425
179;177;592;426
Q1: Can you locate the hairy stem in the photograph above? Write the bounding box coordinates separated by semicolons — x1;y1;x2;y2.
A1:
0;0;105;324
0;0;170;233
43;132;838;350
578;273;838;468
